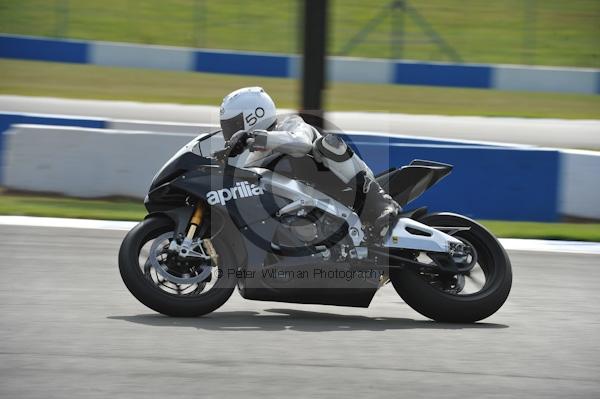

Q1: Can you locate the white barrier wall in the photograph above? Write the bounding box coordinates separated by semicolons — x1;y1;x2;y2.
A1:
2;125;196;198
559;150;600;220
493;65;599;95
90;42;194;71
327;57;394;84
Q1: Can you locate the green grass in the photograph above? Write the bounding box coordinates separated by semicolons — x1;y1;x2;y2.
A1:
0;0;598;67
0;193;146;221
480;220;600;242
2;59;600;119
1;193;598;241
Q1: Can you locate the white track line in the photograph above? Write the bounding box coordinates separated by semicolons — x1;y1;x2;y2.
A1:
0;216;599;255
499;238;600;255
0;216;135;231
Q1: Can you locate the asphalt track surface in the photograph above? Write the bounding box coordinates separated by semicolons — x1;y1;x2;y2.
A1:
2;95;600;148
1;225;599;398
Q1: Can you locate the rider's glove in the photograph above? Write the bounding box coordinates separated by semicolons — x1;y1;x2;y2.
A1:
227;130;253;157
248;130;268;152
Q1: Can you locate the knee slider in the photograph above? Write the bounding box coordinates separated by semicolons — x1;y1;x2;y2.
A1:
314;134;354;162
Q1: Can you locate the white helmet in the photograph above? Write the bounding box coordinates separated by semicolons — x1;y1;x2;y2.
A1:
219;87;277;140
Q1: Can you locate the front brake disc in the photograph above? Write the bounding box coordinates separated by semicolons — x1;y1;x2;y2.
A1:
148;232;212;285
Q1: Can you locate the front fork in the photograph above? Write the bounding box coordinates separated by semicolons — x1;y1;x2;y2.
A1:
175;204;219;265
186;205;203;241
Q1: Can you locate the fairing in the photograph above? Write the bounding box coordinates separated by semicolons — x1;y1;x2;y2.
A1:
376;159;453;207
142;133;456;308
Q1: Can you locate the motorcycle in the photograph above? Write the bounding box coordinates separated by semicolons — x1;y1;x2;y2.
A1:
119;130;512;322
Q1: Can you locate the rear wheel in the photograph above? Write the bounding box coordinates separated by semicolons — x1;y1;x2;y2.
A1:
119;215;237;317
390;213;512;323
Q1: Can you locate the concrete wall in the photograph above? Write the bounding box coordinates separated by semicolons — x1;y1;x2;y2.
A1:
0;123;573;222
0;110;524;188
2;34;598;94
2;125;194;198
1;117;598;221
559;150;600;220
0;112;107;182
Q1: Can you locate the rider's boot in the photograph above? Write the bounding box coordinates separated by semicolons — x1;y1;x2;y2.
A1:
353;173;401;240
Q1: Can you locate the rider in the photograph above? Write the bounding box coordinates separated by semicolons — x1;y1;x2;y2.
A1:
217;86;400;238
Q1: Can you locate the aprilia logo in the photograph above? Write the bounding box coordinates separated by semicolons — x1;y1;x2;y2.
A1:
206;181;264;206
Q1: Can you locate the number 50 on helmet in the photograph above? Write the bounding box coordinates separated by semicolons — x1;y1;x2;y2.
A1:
219;87;278;140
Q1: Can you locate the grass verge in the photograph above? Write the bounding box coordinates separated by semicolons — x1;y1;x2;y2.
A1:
1;193;599;241
479;220;600;242
1;59;600;119
0;193;145;221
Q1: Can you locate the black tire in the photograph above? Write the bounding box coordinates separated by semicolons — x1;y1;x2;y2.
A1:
119;215;237;317
390;213;512;323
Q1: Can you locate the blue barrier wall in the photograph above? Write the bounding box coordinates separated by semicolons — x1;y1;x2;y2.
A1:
0;113;106;134
195;50;289;77
1;34;597;94
0;35;88;64
394;62;492;89
344;140;560;222
401;146;559;222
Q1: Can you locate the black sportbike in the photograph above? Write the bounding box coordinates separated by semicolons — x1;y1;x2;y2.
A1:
119;131;511;322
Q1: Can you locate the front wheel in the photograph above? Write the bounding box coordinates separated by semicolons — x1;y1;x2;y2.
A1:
390;213;512;323
119;215;237;317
